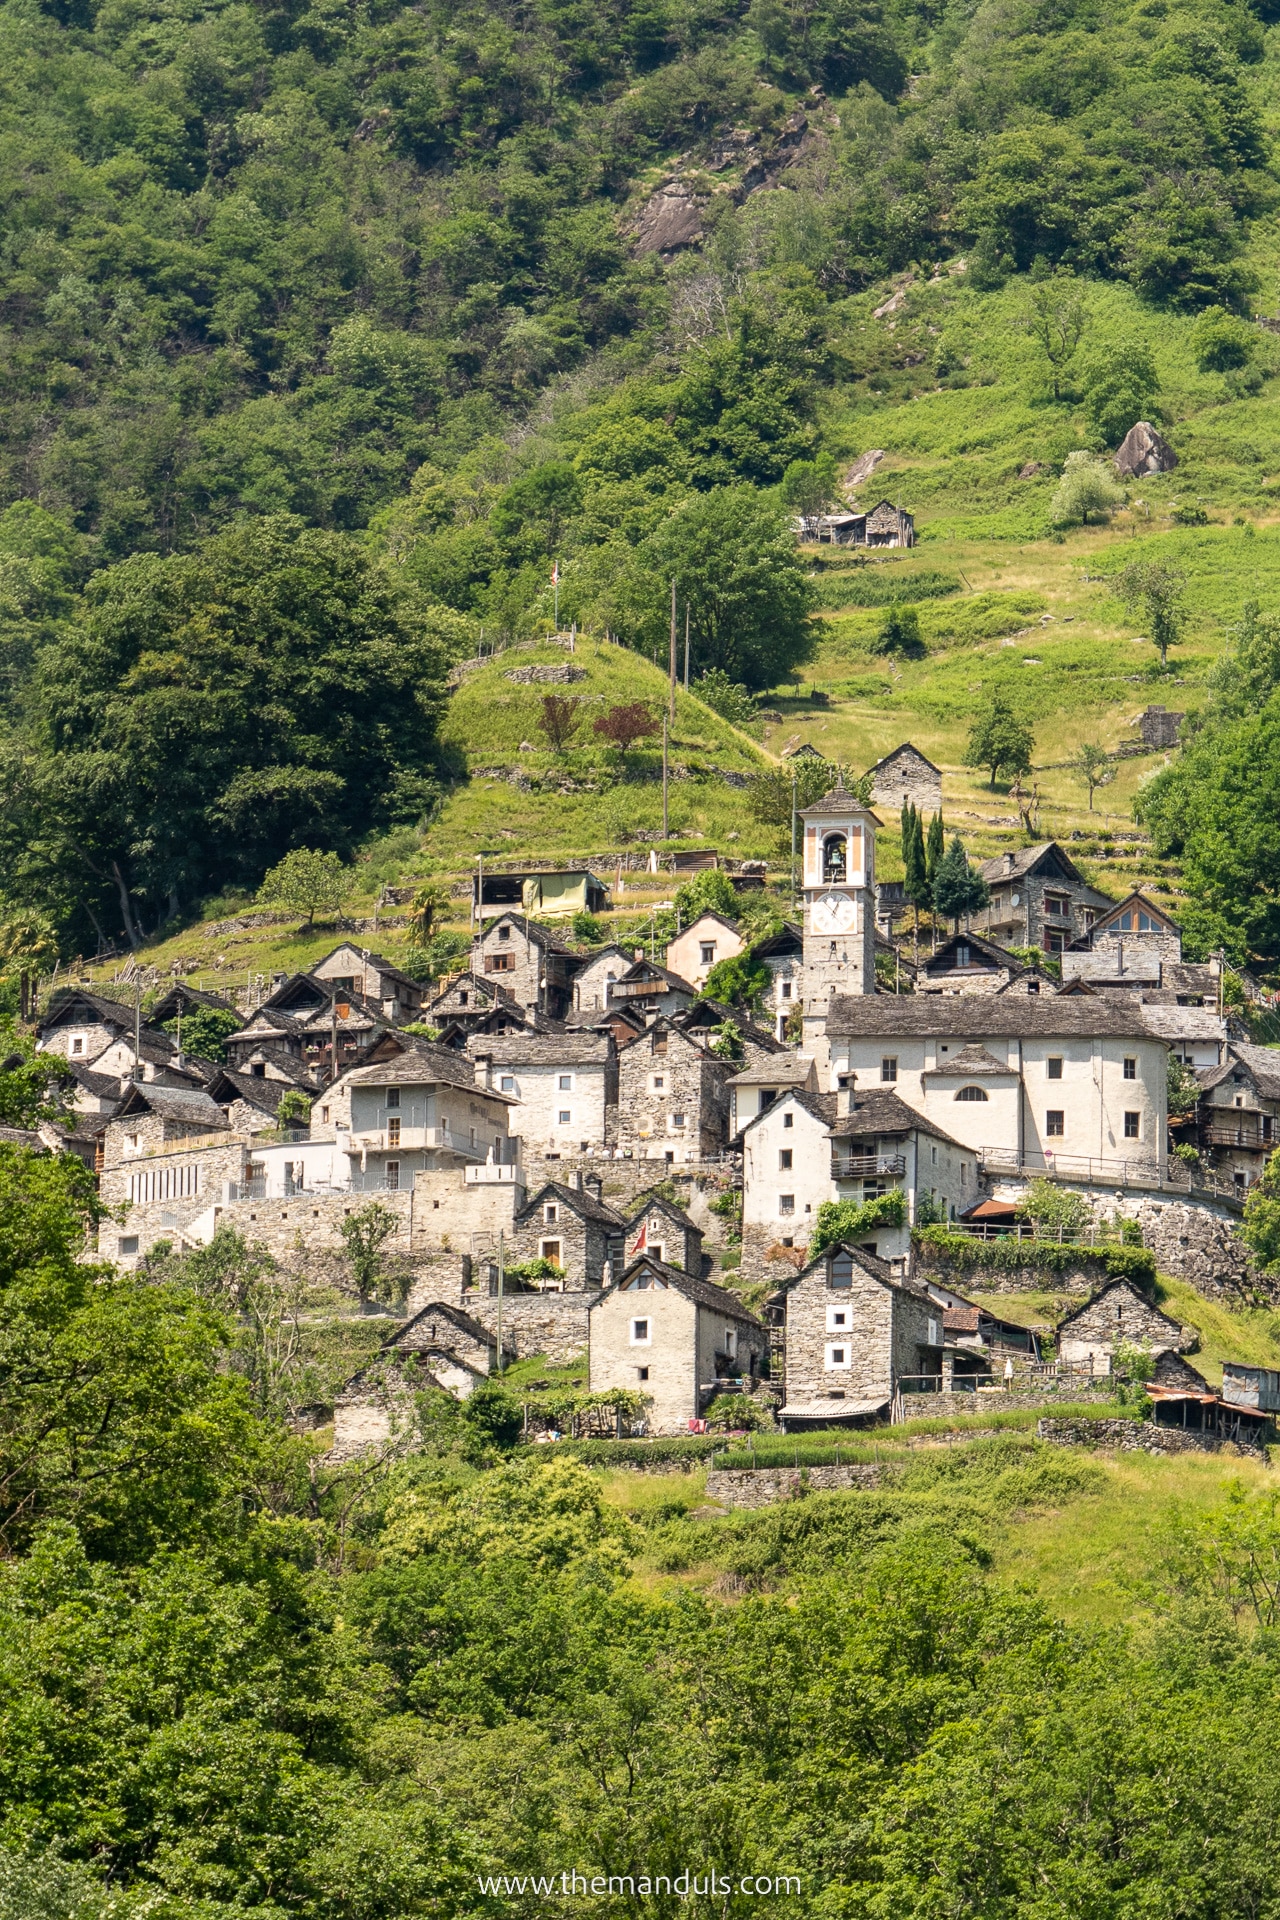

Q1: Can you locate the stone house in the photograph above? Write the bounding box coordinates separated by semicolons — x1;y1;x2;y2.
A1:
727;1055;819;1136
427;971;527;1036
37;988;136;1064
1138;1003;1227;1072
330;1303;506;1458
1196;1042;1280;1190
1055;1280;1193;1372
328;1048;516;1189
750;922;803;1039
918;931;1040;996
867;743;942;817
468;1032;617;1154
573;946;634;1013
975;843;1113;955
474;914;582;1020
615;1017;733;1161
223;1008;313;1080
769;1242;943;1425
1134;704;1185;750
608;958;698;1021
740;1085;978;1277
622;1190;706;1276
205;1067;301;1133
825;995;1168;1183
665;913;743;992
1072;890;1183;969
588;1253;767;1434
512;1177;626;1285
310;944;425;1021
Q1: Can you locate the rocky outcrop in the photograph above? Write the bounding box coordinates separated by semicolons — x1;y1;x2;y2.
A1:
631;185;706;256
1128;1195;1270;1300
504;664;587;685
845;448;886;488
1113;421;1177;477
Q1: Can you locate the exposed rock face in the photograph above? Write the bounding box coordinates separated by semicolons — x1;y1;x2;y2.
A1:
1018;460;1045;479
845;447;886;488
1113;421;1177;477
631;186;706;256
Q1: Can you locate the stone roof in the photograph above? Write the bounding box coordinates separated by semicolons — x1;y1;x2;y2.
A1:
591;1254;765;1327
517;1180;627;1229
344;1044;504;1096
776;1395;891;1420
922;931;1021;974
726;1057;816;1087
624;1188;703;1234
478;912;577;956
39;989;135;1032
617;959;696;993
1139;1005;1228;1044
977;842;1090;887
112;1082;230;1130
773;1240;935;1306
831;1088;970;1149
386;1301;495;1352
467;1033;614;1067
207;1069;295;1115
799;777;881;821
826;996;1158;1039
868;741;941;776
1057;1279;1185;1337
922;1042;1019;1077
65;1062;124;1100
1201;1042;1280;1101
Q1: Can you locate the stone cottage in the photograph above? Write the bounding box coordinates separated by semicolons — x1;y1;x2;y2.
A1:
474;913;583;1020
665;912;744;992
468;1031;617;1155
769;1242;943;1426
867;743;943;818
614;1017;733;1160
621;1189;706;1276
1196;1041;1280;1190
511;1177;627;1285
1055;1280;1194;1372
330;1302;507;1458
975;843;1114;955
588;1253;768;1434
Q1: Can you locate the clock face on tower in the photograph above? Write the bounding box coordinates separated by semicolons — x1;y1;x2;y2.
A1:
812;890;857;934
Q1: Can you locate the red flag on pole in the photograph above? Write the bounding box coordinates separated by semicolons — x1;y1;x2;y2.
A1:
630;1221;647;1255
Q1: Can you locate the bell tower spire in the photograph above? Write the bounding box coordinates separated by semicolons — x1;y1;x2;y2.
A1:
798;778;879;1059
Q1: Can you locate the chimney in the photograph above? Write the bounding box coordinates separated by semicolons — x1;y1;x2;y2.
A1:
1004;853;1014;875
570;1169;584;1191
602;1259;613;1288
586;1173;603;1202
634;948;644;961
836;1070;857;1118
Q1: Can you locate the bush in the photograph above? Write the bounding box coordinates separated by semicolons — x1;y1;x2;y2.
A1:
1050;452;1125;528
695;667;757;725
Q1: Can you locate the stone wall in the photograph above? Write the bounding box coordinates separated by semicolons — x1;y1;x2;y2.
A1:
459;1289;592;1363
1037;1415;1266;1456
912;1240;1121;1297
1129;1194;1267;1300
590;1284;698;1432
616;1028;730;1159
705;1464;886;1507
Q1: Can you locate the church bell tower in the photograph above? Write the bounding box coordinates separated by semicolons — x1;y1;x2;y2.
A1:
799;780;879;1054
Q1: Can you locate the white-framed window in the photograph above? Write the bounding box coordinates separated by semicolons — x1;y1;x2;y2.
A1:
501;1075;515;1092
1046;1110;1065;1137
825;1342;852;1371
1123;1056;1137;1080
630;1317;651;1346
71;1036;84;1056
652;1075;665;1091
826;1305;850;1332
700;943;716;965
545;1203;558;1222
881;1056;897;1082
540;1238;562;1266
558;1109;571;1125
779;1194;795;1216
671;1112;686;1129
559;1074;573;1090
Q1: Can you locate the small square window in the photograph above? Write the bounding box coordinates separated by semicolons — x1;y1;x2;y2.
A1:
1123;1056;1136;1080
779;1194;795;1216
1046;1110;1065;1137
779;1149;793;1170
631;1318;650;1345
700;943;716;964
653;1075;665;1091
672;1111;686;1128
1047;1057;1063;1080
559;1074;572;1090
545;1204;558;1222
559;1110;571;1124
881;1056;898;1083
71;1037;84;1056
783;1112;793;1129
1124;1111;1140;1139
118;1235;138;1255
498;924;511;941
386;1087;400;1109
637;1366;649;1381
501;1074;515;1092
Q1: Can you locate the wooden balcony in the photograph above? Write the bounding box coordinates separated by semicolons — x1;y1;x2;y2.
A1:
831;1152;906;1180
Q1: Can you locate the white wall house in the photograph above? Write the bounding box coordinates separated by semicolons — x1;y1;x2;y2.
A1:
824;997;1168;1183
741;1086;979;1266
665;912;743;991
469;1033;616;1154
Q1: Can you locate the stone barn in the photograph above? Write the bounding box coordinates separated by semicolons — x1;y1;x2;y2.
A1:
1055;1280;1194;1373
868;743;943;818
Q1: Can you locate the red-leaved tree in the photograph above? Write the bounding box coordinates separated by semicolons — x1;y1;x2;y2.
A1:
539;694;585;752
593;702;660;757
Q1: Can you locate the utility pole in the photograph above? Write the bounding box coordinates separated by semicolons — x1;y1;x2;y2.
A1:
662;712;669;839
133;983;142;1084
496;1230;505;1373
683;607;690;690
668;577;677;721
790;766;798;914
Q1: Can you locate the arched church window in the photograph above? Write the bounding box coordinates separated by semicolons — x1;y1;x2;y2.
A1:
822;834;846;881
955;1085;989;1102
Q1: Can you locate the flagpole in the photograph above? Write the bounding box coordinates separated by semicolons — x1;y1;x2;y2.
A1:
553;560;559;631
668;577;677;721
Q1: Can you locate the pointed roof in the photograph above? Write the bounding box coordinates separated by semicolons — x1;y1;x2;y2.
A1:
799;777;882;824
589;1253;764;1325
517;1180;627;1229
922;1042;1019;1077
